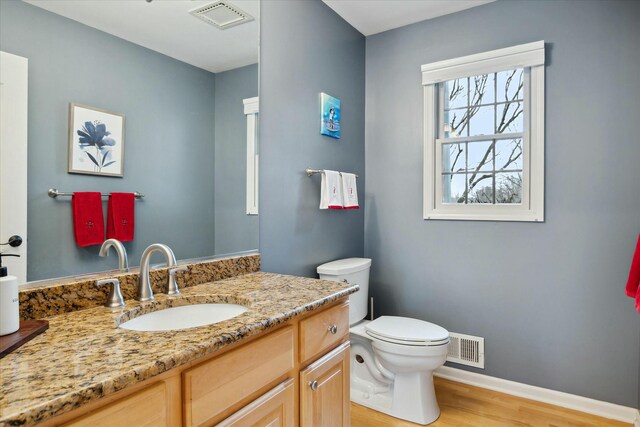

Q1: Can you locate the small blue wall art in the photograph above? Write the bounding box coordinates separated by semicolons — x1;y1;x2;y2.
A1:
320;93;340;139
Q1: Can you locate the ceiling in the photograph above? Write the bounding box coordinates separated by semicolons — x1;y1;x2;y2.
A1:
24;0;259;73
322;0;494;36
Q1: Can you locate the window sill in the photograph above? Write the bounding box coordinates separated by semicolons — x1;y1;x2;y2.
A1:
423;210;544;222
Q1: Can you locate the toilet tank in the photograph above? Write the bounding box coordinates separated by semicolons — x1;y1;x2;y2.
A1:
317;258;371;326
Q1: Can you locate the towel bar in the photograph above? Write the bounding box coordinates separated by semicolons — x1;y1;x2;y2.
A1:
305;168;358;178
47;188;145;199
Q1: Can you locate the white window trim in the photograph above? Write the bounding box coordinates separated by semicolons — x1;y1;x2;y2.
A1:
422;41;545;222
243;96;259;215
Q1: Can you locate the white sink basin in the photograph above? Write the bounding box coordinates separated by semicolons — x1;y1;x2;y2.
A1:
119;304;249;331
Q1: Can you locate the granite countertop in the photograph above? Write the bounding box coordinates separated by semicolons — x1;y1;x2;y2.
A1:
0;272;359;427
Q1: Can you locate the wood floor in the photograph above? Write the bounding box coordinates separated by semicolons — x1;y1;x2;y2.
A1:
351;377;631;427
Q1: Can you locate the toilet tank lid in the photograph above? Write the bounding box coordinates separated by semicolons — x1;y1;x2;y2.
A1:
317;258;372;275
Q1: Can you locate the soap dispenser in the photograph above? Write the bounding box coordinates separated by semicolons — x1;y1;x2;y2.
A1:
0;253;20;336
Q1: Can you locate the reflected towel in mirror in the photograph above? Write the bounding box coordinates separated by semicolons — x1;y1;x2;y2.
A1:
71;192;105;247
107;193;135;242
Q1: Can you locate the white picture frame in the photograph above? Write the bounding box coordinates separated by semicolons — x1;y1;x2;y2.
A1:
68;103;125;177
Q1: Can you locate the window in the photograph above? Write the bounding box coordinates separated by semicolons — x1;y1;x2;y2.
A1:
422;41;545;221
243;96;259;215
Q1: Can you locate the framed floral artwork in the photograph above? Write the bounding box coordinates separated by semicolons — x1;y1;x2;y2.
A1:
68;103;125;177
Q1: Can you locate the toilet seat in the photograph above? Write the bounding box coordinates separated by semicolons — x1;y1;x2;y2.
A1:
365;316;449;347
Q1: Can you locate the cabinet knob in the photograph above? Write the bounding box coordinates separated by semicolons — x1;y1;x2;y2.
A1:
308;380;319;391
328;324;338;335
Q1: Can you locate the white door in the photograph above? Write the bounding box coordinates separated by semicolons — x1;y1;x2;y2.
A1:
0;51;28;285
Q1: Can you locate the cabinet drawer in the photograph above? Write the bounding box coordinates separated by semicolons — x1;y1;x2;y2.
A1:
215;378;294;427
299;301;349;365
63;381;176;427
183;326;294;427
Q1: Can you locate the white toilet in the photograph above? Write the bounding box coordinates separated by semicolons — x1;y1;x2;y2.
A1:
317;258;449;425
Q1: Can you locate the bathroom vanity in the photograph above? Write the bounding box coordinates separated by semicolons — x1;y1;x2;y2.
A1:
0;269;358;427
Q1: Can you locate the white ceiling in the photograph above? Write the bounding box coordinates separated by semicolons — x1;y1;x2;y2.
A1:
24;0;259;73
322;0;494;36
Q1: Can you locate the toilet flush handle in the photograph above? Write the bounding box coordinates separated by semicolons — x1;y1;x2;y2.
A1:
308;380;319;391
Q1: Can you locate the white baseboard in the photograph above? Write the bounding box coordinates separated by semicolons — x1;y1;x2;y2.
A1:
435;366;640;425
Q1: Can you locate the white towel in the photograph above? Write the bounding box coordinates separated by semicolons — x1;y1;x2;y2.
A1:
320;170;344;209
340;172;359;209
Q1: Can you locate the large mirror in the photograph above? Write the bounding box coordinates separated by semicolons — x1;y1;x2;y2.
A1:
0;0;259;282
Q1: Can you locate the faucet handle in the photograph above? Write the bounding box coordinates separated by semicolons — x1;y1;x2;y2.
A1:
96;278;125;308
167;266;188;296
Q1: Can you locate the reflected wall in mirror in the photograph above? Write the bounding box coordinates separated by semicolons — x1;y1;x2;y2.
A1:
0;0;259;282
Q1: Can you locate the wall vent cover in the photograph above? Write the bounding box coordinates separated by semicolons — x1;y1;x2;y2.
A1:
190;1;254;30
447;333;485;369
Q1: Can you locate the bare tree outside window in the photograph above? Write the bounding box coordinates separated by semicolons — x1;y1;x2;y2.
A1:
441;69;525;204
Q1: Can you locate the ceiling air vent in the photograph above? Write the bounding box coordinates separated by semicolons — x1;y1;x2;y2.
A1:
190;1;254;30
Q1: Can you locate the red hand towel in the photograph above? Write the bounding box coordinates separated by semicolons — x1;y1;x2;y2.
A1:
107;192;135;242
72;192;105;247
625;234;640;313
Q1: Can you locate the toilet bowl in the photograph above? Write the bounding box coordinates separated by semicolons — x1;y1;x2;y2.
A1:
317;258;449;425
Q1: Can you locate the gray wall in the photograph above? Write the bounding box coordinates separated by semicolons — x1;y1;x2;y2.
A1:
365;0;640;407
1;0;216;280
214;64;259;255
259;0;365;277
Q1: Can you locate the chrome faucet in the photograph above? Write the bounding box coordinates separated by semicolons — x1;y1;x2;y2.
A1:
137;243;176;302
95;278;125;308
99;239;129;272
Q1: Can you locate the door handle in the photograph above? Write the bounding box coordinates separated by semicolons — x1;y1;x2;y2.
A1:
0;235;22;247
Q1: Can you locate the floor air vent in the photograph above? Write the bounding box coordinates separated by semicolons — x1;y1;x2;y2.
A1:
447;333;485;369
190;1;254;30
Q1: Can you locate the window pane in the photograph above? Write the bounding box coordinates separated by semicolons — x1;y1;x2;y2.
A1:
468;105;494;136
497;69;523;102
468;174;494;204
442;173;466;204
471;73;494;105
444;108;468;138
442;143;466;173
496;101;523;133
445;77;467;110
467;171;493;201
495;172;522;204
495;138;523;171
467;140;493;172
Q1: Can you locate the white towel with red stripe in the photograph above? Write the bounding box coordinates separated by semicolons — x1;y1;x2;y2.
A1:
340;172;359;209
320;170;344;209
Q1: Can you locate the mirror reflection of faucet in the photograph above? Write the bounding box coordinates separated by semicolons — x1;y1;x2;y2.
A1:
168;266;188;296
98;239;128;272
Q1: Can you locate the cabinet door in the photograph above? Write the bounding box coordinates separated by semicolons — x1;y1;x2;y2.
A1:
62;377;181;427
216;378;294;427
183;327;294;427
300;342;350;427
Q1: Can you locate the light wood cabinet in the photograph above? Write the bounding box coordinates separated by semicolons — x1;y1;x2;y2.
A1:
183;326;294;427
299;301;349;366
216;378;295;427
45;299;350;427
300;341;350;427
61;376;181;427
